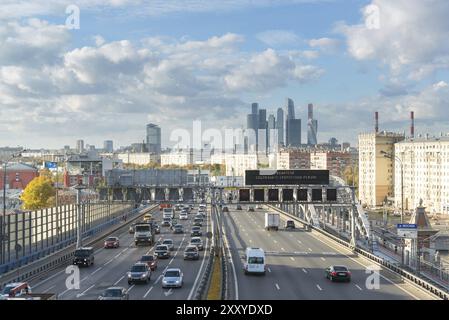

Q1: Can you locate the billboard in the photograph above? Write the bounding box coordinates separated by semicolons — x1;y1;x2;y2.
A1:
397;224;417;239
245;170;329;186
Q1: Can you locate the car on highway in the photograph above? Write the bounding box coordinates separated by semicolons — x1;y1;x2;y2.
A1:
153;223;161;234
154;245;170;259
162;239;175;251
325;266;351;282
193;217;203;227
183;245;200;260
247;206;255;212
191;226;202;237
162;268;184;288
138;255;158;271
98;287;129;300
236;205;242;210
285;220;296;230
127;263;151;284
190;237;204;251
173;224;184;234
194;213;204;220
179;212;188;220
104;236;120;249
73;247;94;267
174;204;181;211
129;223;136;234
162;217;172;227
1;282;32;298
222;206;229;213
143;213;153;222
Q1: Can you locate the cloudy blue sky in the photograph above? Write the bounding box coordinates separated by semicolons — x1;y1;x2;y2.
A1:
1;0;449;149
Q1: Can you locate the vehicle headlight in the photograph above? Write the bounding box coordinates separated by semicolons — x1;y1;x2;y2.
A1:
141;274;147;278
175;279;180;283
84;259;87;261
127;273;131;278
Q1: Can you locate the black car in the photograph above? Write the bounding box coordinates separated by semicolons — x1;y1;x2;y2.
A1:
222;206;229;213
193;218;203;227
236;205;242;210
325;266;351;282
191;226;202;237
285;220;296;230
173;224;184;234
73;247;94;267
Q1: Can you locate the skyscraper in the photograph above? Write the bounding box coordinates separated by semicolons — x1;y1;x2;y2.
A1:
258;109;268;153
285;98;296;146
287;119;301;147
76;140;84;154
307;103;318;145
251;102;259;115
276;108;284;146
268;114;276;152
146;123;161;154
103;140;113;153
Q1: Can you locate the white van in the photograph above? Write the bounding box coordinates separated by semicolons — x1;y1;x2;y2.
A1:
163;208;174;219
243;248;266;275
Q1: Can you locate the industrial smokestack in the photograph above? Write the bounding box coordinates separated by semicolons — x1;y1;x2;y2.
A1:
375;112;379;133
308;103;313;120
410;111;415;138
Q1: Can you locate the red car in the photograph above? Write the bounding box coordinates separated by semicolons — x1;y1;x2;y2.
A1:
104;236;120;249
138;255;158;271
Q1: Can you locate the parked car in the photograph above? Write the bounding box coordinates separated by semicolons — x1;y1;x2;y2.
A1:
98;287;129;300
191;226;202;237
325;265;351;282
184;245;200;260
154;245;170;259
138;255;158;271
190;237;204;251
104;236;120;249
162;268;184;288
127;263;151;284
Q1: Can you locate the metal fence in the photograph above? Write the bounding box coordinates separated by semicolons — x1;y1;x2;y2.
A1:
0;201;132;273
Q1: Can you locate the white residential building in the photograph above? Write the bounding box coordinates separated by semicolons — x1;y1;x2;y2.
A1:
224;154;258;177
161;151;194;167
358;132;405;208
394;136;449;215
116;153;160;165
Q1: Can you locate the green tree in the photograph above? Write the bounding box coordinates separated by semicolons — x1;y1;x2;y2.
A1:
343;165;358;188
21;176;55;210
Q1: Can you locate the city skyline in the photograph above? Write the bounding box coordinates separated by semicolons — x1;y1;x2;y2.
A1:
1;1;449;149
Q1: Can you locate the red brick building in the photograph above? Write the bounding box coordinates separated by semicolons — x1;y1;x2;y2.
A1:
0;163;39;190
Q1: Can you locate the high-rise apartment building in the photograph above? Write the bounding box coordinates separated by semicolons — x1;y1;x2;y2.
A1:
103;140;113;153
146;123;161;154
307;104;318;146
76;140;84;154
286;119;301;147
276;108;284;146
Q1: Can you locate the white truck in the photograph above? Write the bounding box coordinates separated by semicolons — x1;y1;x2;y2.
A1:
264;212;280;231
163;208;175;219
134;223;154;246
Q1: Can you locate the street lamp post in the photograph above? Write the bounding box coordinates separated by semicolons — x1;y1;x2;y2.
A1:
74;182;87;249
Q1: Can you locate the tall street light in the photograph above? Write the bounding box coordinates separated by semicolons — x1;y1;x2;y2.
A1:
380;150;404;224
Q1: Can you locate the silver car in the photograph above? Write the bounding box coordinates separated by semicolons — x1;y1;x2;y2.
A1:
162;268;184;288
162;239;175;251
127;263;151;284
190;237;204;251
98;287;129;300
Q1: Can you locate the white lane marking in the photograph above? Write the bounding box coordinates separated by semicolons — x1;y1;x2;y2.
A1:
114;252;123;259
267;267;272;273
114;276;125;285
316;284;323;291
76;284;95;298
290;257;295;261
267;234;271;237
81;276;89;282
42;285;55;293
275;283;280;290
169;259;173;265
321;257;326;261
281;247;286;251
33;269;66;289
143;286;154;298
302;268;308;273
308;248;313;252
104;258;114;266
127;284;135;292
297;240;302;244
91;267;103;275
355;285;363;291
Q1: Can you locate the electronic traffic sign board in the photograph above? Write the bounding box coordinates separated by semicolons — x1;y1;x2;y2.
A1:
245;170;329;186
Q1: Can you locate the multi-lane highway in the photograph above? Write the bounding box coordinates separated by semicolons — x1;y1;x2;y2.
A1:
221;205;437;300
29;205;211;300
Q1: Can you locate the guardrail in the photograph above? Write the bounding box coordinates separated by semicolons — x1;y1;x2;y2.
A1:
267;204;448;300
0;205;157;290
